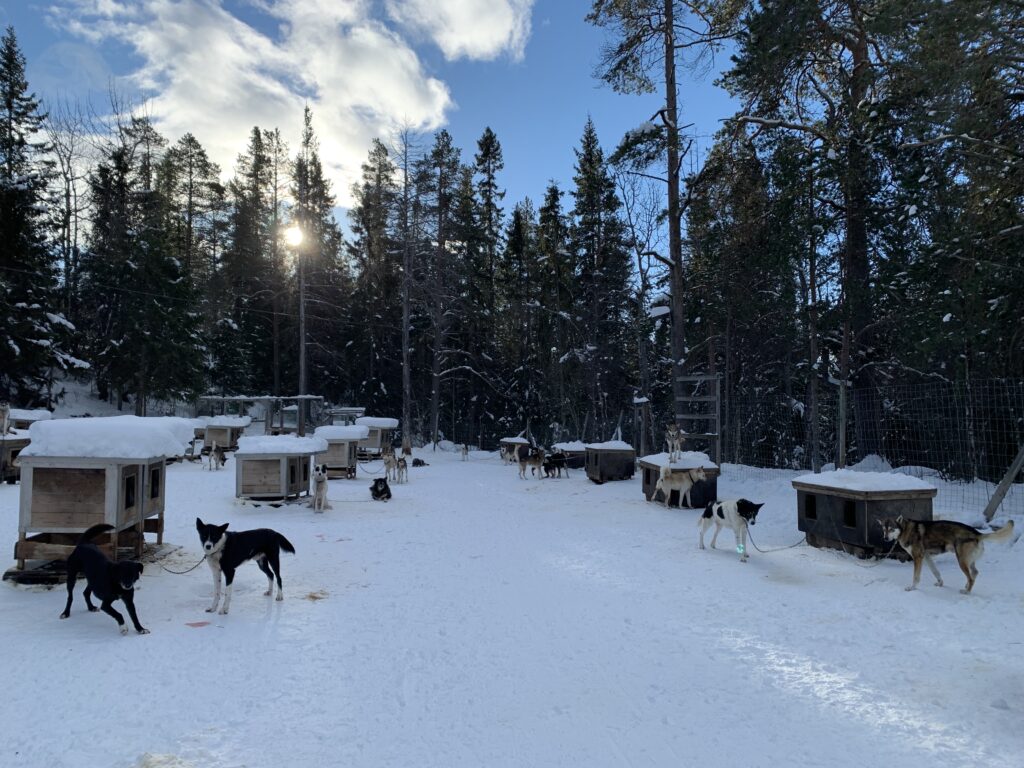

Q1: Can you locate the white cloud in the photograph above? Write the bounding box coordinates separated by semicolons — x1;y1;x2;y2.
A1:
44;0;531;206
385;0;534;61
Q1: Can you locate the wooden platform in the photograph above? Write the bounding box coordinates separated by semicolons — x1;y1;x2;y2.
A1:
3;541;182;585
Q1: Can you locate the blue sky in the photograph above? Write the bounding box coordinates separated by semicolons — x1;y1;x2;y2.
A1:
1;0;736;215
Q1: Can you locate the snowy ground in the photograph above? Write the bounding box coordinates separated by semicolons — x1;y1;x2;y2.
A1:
1;448;1022;768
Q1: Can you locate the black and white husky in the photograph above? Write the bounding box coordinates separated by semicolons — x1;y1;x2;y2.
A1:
195;518;296;614
699;499;764;562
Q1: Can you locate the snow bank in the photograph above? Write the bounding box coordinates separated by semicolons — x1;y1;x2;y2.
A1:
21;416;190;459
315;425;370;441
3;428;30;440
640;451;716;469
552;441;586;452
793;469;936;493
356;416;399;429
585;440;635;451
207;415;253;428
236;435;328;455
8;408;52;422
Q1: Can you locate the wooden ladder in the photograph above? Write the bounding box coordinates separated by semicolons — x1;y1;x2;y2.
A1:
675;374;721;466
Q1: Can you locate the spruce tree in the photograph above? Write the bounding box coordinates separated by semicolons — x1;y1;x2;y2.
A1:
0;26;77;404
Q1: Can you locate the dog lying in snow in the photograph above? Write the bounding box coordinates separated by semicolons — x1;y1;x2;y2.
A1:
196;518;295;614
412;458;428;467
699;499;764;562
370;477;392;501
310;463;330;512
655;465;706;508
60;524;148;635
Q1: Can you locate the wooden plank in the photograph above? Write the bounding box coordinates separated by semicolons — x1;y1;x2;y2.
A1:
983;443;1024;522
29;467;106;527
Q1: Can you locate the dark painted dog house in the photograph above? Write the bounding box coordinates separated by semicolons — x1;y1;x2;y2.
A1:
585;442;636;483
638;453;719;509
792;471;937;558
552;441;586;470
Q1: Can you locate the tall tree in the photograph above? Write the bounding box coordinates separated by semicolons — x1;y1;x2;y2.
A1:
0;26;78;404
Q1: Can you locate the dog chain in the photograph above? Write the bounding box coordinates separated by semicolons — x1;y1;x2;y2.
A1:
158;554;208;575
744;526;807;554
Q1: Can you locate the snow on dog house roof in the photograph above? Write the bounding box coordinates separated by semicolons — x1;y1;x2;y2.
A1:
315;425;370;441
236;435;328;455
500;436;530;444
21;416;189;460
792;469;936;494
8;408;53;422
355;417;399;429
552;441;586;452
207;415;252;428
585;440;635;451
639;451;716;469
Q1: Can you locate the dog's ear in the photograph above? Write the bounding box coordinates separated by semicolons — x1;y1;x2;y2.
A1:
135;562;145;577
196;517;204;531
896;515;904;524
754;503;764;511
218;523;229;534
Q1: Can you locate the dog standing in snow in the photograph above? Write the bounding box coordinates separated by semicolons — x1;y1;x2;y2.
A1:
196;518;295;614
461;443;469;461
655;465;706;508
396;456;408;484
699;499;765;562
207;441;227;471
310;463;330;512
383;450;398;482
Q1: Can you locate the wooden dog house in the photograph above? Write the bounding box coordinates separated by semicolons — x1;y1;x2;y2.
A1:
793;470;937;558
585;441;636;484
328;406;366;426
314;424;369;479
552;441;586;469
1;429;30;484
13;417;185;569
638;452;719;508
8;408;53;431
234;434;328;500
204;415;251;451
355;417;398;458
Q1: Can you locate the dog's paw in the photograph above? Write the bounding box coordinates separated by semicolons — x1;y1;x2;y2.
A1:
137;627;150;635
275;594;284;602
205;606;217;613
218;607;229;615
119;624;129;635
959;587;972;595
934;580;943;587
264;589;273;596
88;606;99;613
904;585;917;591
59;611;69;619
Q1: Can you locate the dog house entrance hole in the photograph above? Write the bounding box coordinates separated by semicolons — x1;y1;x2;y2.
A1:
150;467;160;499
842;499;857;528
289;463;296;484
124;474;136;509
805;494;817;520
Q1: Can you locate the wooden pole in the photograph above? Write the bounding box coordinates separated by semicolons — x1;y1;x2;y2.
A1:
983;443;1024;522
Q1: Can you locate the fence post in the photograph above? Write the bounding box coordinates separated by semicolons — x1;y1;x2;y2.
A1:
983;443;1024;522
837;379;847;469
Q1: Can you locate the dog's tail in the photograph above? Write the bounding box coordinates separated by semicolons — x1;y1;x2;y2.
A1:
78;523;115;544
276;532;296;555
983;519;1015;543
656;465;670;488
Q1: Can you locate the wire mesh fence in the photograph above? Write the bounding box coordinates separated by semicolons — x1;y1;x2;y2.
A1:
721;379;1024;518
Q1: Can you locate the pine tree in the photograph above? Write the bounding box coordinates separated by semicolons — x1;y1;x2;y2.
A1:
0;26;78;404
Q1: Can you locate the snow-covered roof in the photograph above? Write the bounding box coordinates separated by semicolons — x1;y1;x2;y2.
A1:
207;415;252;428
9;408;53;422
315;425;370;441
793;469;936;493
355;416;399;429
639;451;716;470
21;416;190;460
500;436;530;444
552;441;586;452
3;428;30;441
585;440;635;451
236;435;328;455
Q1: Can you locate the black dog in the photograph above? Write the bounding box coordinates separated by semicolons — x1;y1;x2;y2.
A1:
412;458;428;467
370;477;392;501
195;518;296;615
60;524;148;635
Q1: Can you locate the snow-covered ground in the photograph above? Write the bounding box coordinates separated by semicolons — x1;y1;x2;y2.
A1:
1;448;1021;768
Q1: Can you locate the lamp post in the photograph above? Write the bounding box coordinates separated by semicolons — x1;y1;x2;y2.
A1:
285;225;306;397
